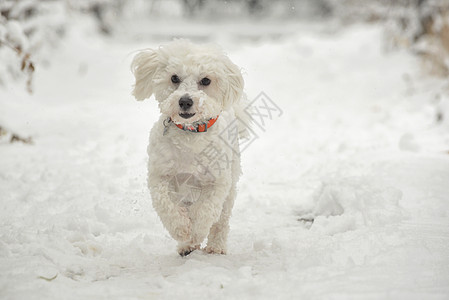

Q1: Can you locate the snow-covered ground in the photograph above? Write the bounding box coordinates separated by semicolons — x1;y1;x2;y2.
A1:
1;19;449;299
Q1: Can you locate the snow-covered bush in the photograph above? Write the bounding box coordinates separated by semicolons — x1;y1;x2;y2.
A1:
327;0;449;77
0;12;33;92
0;0;66;92
0;1;69;143
381;0;449;77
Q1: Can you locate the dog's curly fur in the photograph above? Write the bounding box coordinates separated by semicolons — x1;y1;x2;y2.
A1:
131;40;250;256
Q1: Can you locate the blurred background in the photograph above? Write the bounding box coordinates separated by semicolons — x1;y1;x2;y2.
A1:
1;0;449;99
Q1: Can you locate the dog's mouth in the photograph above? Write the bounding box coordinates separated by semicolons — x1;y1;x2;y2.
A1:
179;112;196;119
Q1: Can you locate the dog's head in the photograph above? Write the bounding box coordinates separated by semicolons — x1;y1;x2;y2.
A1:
131;39;244;125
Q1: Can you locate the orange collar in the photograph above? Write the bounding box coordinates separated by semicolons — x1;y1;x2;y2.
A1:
168;115;219;133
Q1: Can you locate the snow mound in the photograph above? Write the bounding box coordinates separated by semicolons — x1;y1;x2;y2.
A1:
308;178;405;235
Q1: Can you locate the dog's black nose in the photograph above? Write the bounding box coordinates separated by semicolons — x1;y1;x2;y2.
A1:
179;96;193;110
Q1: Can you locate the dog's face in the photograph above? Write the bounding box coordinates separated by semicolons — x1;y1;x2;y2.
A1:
131;40;244;124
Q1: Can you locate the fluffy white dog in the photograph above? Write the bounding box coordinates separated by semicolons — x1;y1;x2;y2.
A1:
131;40;250;256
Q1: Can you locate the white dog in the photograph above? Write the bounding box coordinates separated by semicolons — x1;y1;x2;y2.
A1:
131;40;250;256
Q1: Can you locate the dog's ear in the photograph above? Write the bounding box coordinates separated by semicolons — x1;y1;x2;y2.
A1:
131;49;159;101
222;56;244;108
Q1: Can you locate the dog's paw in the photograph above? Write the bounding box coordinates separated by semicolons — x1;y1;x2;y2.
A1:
204;246;227;255
177;244;200;257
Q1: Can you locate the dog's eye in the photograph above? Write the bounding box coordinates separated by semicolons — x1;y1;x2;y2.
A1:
199;77;211;86
171;75;181;84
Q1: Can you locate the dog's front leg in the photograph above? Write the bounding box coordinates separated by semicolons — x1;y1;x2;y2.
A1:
149;179;192;244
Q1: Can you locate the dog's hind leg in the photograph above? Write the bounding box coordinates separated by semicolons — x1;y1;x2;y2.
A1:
187;183;230;250
204;185;236;255
205;148;241;255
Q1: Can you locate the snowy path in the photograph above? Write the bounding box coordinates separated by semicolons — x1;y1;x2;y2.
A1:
1;23;449;299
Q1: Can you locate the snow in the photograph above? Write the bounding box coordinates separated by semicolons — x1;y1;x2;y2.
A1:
1;19;449;299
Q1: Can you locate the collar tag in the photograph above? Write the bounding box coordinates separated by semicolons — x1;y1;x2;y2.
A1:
163;117;171;136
